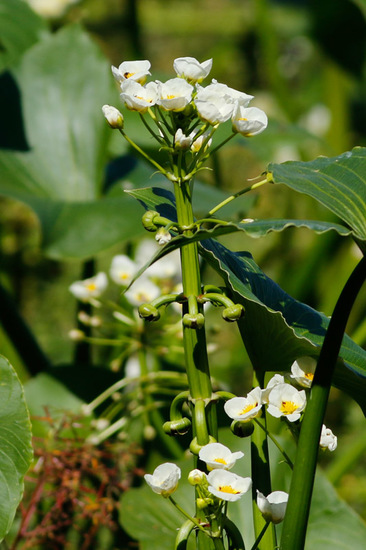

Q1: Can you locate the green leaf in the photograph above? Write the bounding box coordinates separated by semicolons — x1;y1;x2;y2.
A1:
0;24;146;259
0;0;49;72
268;147;366;243
0;355;32;542
200;239;366;413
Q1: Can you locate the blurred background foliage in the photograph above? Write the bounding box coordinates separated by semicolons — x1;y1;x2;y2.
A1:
1;0;366;545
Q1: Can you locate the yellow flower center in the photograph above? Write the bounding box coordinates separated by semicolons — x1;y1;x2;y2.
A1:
124;72;135;79
305;372;314;381
280;401;298;415
218;485;240;494
214;458;227;465
85;283;97;291
119;273;129;281
239;402;258;415
166;94;177;99
238;118;248;121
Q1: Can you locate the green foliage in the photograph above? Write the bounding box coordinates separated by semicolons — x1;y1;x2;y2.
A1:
0;355;33;542
0;0;49;72
268;147;366;245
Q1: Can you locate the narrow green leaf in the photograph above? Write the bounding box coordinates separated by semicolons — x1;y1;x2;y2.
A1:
0;355;33;542
268;147;366;243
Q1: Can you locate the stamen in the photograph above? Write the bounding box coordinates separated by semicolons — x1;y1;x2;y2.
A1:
214;458;227;465
280;401;298;415
218;485;240;494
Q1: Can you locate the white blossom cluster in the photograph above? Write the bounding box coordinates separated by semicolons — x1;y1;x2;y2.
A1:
69;239;180;307
145;443;288;523
103;57;268;139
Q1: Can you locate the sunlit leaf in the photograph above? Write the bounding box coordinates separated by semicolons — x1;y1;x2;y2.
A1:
268;147;366;244
0;355;32;542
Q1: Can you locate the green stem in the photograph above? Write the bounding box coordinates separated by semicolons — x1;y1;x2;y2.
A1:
174;179;217;444
253;418;294;469
207;179;267;218
169;497;207;534
250;522;270;550
250;372;276;550
119;129;172;178
280;255;366;550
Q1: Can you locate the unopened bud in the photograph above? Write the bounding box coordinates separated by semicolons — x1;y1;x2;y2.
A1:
142;210;159;232
183;313;205;329
155;227;172;245
68;329;85;341
222;304;245;322
230;420;255;438
188;469;206;486
102;104;124;129
138;303;161;321
144;425;156;440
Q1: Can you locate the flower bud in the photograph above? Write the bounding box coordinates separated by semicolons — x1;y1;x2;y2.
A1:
222;304;245;322
102;104;124;129
142;210;159;232
163;417;191;436
138;304;160;321
155;227;172;245
183;313;205;329
188;469;206;486
230;420;255;438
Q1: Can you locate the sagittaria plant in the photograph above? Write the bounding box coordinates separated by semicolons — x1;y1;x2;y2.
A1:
100;56;366;550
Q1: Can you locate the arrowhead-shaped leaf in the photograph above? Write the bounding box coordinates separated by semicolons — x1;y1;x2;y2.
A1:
268;147;366;244
0;355;33;541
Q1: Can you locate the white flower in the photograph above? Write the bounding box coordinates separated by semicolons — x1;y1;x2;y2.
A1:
174;128;192;150
156;78;194;111
194;82;235;124
135;239;181;279
266;383;306;422
27;0;79;18
102;105;124;129
224;387;263;422
320;425;337;451
261;374;285;403
199;442;244;470
144;463;181;497
125;277;160;306
232;104;268;136
112;59;151;85
173;56;213;83
290;357;316;388
256;490;288;524
207;470;252;502
110;255;138;286
69;272;108;302
120;80;158;113
190;129;212;152
124;355;141;378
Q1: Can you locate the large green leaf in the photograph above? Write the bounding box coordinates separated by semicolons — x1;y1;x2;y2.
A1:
0;24;145;259
0;355;33;542
0;0;49;72
200;239;366;412
268;147;366;244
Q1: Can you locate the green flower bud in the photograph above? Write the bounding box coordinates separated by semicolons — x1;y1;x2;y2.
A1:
138;303;160;321
142;210;159;232
163;417;191;436
230;420;255;438
196;498;211;510
222;304;245;322
182;313;205;329
188;469;206;486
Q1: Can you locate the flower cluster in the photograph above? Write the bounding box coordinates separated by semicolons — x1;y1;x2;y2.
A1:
69;239;180;307
145;443;288;524
103;56;268;179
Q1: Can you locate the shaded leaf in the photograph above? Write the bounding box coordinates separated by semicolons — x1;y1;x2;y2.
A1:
0;355;32;542
200;239;366;413
268;147;366;243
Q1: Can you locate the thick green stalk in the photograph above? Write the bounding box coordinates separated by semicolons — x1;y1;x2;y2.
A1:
250;372;276;550
280;255;366;550
174;180;217;443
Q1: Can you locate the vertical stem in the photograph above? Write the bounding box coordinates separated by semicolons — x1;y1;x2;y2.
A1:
174;180;217;444
250;371;276;550
280;255;366;550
